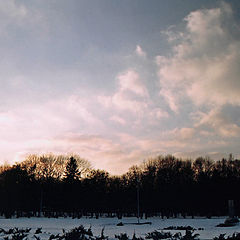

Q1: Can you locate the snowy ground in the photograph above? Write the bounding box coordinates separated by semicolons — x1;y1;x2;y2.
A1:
0;217;239;240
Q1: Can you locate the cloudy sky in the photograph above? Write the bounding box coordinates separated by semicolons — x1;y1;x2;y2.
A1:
0;0;240;174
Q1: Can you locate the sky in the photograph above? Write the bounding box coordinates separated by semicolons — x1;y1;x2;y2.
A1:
0;0;240;174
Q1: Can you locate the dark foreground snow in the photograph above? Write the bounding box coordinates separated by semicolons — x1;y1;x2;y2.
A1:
0;217;239;240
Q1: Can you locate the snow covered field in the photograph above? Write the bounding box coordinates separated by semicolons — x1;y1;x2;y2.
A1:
0;217;239;240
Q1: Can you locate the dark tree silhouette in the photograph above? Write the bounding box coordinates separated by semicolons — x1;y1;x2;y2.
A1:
0;154;239;218
64;157;80;183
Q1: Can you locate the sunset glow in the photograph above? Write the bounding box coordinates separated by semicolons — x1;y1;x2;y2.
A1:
1;1;240;174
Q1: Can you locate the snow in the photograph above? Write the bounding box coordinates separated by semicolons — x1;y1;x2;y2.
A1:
0;217;239;240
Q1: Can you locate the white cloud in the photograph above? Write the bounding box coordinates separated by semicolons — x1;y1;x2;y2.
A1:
98;69;170;127
195;108;240;138
118;70;148;97
0;0;27;37
1;2;239;174
110;115;126;125
0;0;27;21
98;70;149;114
155;2;240;155
111;91;148;113
171;127;196;140
0;0;49;38
98;95;112;108
151;108;169;119
8;133;158;175
0;95;104;142
159;88;179;113
157;3;240;111
135;45;146;57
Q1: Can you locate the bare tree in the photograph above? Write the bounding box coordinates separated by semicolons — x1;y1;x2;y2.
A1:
21;153;92;180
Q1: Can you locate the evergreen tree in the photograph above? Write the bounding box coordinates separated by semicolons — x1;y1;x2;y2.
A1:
64;157;80;183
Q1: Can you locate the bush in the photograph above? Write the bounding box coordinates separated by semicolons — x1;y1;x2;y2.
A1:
63;225;93;240
115;233;129;240
181;230;199;240
214;233;240;240
35;228;42;234
146;231;172;240
96;228;108;240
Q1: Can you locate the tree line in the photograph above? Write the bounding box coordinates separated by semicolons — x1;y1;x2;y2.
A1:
0;153;240;218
